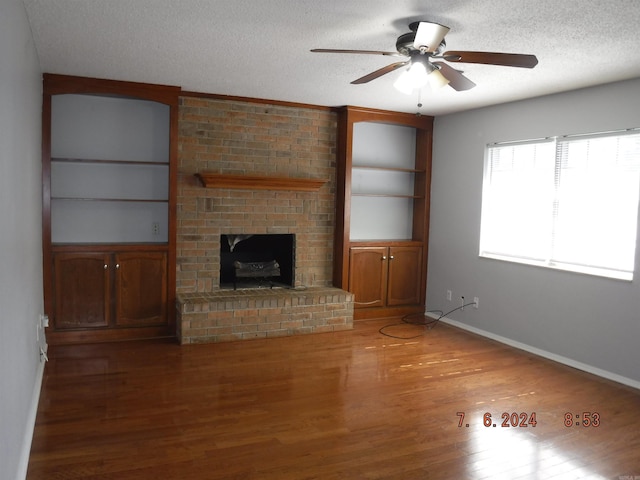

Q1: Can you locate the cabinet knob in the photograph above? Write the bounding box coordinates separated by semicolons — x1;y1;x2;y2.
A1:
115;263;120;269
389;255;394;260
382;256;387;260
103;264;108;270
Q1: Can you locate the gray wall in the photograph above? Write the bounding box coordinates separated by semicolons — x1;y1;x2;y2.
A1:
1;2;638;474
427;78;640;386
0;1;44;479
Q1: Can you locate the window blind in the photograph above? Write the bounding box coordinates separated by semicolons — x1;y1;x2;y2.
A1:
480;130;640;280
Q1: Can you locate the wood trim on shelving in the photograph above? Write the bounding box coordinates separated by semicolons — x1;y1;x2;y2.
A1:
45;325;175;346
339;105;433;129
51;197;168;203
351;194;425;199
51;244;169;253
195;172;327;191
43;73;180;106
349;239;424;247
353;304;425;321
352;165;425;173
51;157;170;166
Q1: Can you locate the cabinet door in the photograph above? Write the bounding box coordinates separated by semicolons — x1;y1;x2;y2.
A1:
349;247;388;308
53;253;110;329
387;246;422;306
115;251;167;326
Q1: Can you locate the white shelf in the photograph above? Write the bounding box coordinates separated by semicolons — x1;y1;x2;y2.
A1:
349;196;414;241
51;200;168;243
350;121;418;241
51;157;169;165
51;161;169;201
351;168;415;197
50;93;171;245
51;94;170;162
352;122;417;170
352;165;422;173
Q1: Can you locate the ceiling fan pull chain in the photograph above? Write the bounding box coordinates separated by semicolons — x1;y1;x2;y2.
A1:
416;89;423;116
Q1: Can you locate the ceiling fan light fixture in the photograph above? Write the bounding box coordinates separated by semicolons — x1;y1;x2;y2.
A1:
427;68;450;89
393;70;415;95
409;61;430;86
394;58;448;94
393;61;428;94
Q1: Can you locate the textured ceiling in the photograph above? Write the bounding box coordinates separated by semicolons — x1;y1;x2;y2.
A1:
21;0;640;115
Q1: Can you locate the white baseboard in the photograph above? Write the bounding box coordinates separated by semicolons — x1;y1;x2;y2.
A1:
16;348;46;480
427;313;640;391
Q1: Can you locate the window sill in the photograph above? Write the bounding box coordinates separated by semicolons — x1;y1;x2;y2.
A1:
479;253;633;282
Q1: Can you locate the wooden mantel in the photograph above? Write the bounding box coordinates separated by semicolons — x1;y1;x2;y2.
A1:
195;172;327;192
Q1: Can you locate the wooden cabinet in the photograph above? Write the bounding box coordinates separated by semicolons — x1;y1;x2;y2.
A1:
52;250;167;330
349;246;388;308
334;106;433;320
386;246;422;306
53;252;110;329
115;251;167;326
349;245;422;310
42;74;179;344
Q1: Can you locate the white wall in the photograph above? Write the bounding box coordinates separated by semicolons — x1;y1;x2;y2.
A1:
0;1;44;479
427;78;640;386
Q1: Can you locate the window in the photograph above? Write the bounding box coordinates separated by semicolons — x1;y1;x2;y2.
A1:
480;130;640;281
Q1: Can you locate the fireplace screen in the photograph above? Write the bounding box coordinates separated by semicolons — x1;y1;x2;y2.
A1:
220;234;295;289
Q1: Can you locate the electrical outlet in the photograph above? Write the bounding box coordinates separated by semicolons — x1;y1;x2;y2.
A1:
37;314;46;342
152;222;160;235
473;297;479;309
446;290;452;301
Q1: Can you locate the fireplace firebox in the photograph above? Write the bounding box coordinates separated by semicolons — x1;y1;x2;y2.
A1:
220;234;295;289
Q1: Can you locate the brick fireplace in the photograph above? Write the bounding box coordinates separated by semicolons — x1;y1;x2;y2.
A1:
220;233;295;289
175;96;353;343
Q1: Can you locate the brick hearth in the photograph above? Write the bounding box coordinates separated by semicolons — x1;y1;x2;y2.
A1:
177;287;353;344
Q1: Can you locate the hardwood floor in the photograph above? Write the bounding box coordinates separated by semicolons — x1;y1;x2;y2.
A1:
28;318;640;479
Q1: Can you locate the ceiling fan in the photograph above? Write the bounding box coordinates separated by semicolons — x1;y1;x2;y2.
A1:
311;21;538;93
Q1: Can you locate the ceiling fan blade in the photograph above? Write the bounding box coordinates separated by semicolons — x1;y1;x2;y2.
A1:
444;51;538;68
413;21;450;53
433;62;476;91
311;48;403;57
351;61;409;84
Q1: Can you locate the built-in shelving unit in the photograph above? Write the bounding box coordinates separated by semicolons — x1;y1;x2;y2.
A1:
42;74;180;344
333;106;433;320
